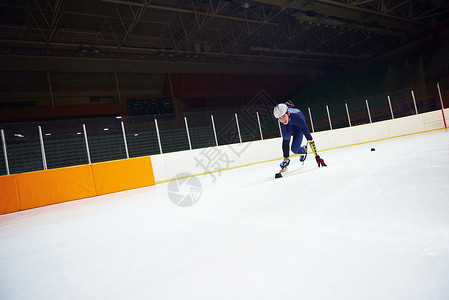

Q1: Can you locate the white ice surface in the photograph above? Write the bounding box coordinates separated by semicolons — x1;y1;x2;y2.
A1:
1;130;449;300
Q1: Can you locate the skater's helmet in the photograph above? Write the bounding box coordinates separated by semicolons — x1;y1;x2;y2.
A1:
273;103;288;119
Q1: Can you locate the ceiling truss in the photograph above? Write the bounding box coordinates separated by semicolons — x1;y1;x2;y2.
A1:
0;0;448;76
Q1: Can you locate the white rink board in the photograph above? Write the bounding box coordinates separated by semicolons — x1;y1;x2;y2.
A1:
152;110;446;182
151;138;281;183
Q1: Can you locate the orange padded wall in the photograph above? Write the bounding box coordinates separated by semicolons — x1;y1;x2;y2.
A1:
0;157;156;215
0;175;21;214
91;156;155;196
16;165;96;210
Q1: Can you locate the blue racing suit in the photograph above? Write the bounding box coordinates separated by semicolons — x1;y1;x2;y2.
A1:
280;108;313;158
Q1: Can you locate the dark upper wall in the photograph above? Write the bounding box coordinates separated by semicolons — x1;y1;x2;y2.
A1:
163;74;309;111
293;25;449;107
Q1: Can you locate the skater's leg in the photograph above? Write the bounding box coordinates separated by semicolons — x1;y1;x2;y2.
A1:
290;131;306;154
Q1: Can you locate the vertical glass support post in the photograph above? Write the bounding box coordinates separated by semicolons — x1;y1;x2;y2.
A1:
38;125;47;170
83;124;92;164
411;90;418;114
437;82;447;128
256;112;263;140
278;121;282;137
121;121;129;159
211;115;218;146
366;100;372;123
235;113;242;143
184;116;192;150
437;82;445;109
326;105;332;130
154;119;163;154
307;107;315;132
1;129;10;175
387;95;394;119
345;103;352;127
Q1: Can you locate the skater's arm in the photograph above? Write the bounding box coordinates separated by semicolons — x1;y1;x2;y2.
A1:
298;117;313;141
308;139;318;156
282;139;290;158
308;139;327;167
280;123;291;159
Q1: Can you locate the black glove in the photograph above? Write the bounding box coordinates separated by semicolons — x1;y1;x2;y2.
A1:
280;158;290;169
315;155;327;167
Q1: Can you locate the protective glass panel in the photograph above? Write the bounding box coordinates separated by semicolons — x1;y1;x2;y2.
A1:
83;117;127;163
308;104;330;132
122;116;160;157
234;111;260;143
390;89;416;118
0;122;43;174
40;119;89;169
257;107;280;139
157;113;190;153
411;81;438;113
211;110;239;146
327;103;349;129
184;112;217;149
367;93;391;122
345;99;370;126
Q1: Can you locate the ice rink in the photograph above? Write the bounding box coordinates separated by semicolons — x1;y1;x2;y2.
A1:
1;130;449;300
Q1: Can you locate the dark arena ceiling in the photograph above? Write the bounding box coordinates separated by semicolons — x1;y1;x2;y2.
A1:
1;0;449;77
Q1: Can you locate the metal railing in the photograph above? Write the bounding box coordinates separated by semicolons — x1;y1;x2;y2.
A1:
1;81;448;176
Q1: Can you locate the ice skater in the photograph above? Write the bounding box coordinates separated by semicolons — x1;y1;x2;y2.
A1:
273;101;327;172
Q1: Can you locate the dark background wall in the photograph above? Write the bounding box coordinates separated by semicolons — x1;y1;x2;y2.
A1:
1;1;449;123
